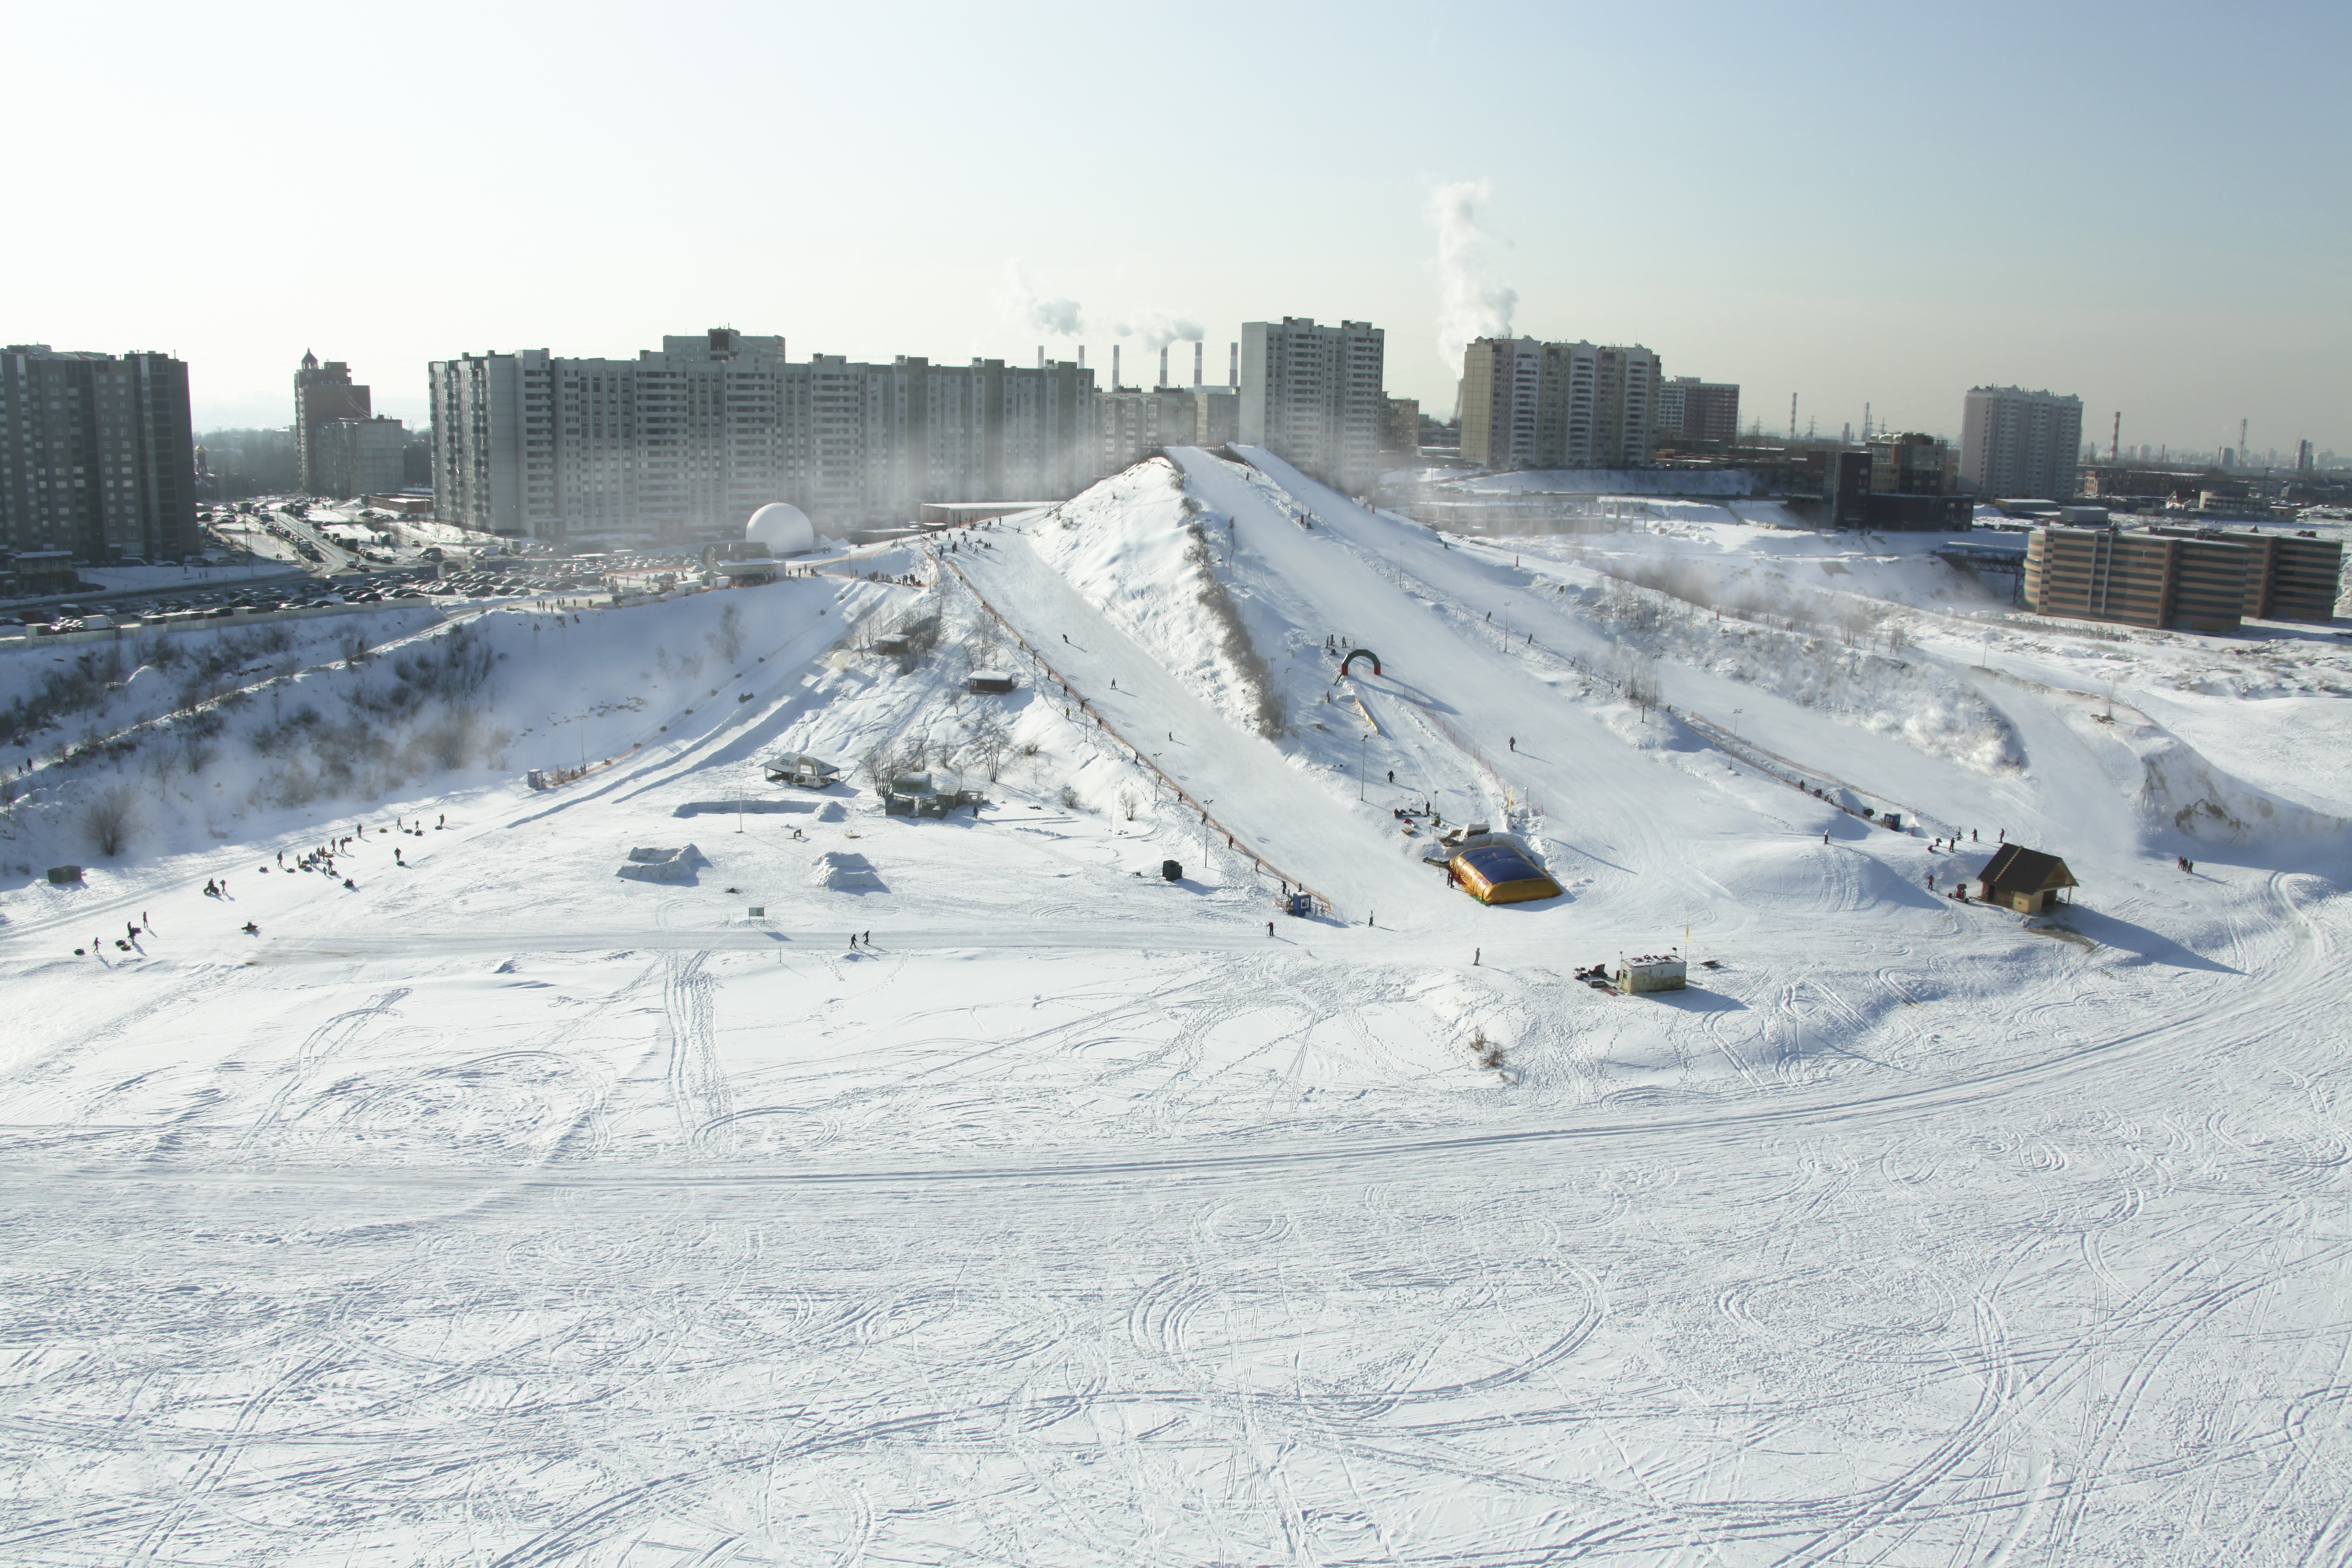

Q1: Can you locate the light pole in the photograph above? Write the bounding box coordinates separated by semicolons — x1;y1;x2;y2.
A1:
1359;732;1367;801
1732;708;1743;743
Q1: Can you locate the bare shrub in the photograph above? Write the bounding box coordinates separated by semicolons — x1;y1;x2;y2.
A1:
1469;1027;1503;1071
1184;521;1285;738
1117;786;1139;821
1059;783;1083;810
858;743;894;793
83;781;139;857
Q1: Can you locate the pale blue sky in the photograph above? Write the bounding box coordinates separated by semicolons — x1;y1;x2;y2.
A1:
9;0;2345;457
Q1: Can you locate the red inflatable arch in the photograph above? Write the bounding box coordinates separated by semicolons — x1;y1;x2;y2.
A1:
1339;648;1383;678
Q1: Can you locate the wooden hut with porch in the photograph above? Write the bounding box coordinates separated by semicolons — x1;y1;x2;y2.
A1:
1975;845;2078;913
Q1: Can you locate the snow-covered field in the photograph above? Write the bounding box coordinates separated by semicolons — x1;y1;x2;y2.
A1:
2;451;2348;1565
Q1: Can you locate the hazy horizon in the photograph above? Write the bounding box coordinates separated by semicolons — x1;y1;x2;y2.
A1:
10;0;2346;458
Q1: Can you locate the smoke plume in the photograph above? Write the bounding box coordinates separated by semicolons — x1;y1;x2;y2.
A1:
1429;179;1517;372
1001;261;1084;338
1113;310;1205;352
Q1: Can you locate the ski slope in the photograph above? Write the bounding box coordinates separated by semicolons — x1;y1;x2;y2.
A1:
2;455;2349;1565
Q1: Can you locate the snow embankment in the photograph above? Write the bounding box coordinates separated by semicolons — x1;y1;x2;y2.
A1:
1030;459;1284;738
0;582;856;874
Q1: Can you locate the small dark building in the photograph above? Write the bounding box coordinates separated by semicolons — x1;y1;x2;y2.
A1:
1975;845;2078;914
967;672;1015;694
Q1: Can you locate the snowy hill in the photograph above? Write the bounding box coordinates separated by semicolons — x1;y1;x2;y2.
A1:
3;453;2350;1564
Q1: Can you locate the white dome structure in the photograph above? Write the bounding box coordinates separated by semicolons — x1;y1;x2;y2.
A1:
745;502;818;557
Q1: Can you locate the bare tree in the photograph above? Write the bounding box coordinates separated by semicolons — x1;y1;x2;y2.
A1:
1117;786;1139;821
858;742;894;793
708;603;746;663
83;781;139;857
965;713;1012;782
1622;655;1663;722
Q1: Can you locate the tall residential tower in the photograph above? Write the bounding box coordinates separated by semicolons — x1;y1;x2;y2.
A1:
1;345;196;564
1961;386;2083;499
1458;337;1661;471
1238;318;1387;490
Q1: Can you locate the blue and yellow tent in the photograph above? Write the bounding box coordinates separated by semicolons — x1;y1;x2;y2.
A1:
1449;843;1563;905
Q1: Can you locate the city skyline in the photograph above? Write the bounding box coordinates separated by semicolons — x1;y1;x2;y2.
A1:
7;0;2345;456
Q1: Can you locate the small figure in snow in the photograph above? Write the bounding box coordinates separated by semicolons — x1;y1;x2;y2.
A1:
1387;770;1395;784
1509;737;1515;752
1266;922;1274;937
242;921;259;935
343;877;356;889
1474;948;1481;966
1926;874;1935;890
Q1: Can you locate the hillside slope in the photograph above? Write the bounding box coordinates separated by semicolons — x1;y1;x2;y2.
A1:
1;471;2348;1565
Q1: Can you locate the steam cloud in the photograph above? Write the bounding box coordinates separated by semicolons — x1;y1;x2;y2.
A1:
1113;310;1205;352
1430;179;1517;372
1001;261;1085;338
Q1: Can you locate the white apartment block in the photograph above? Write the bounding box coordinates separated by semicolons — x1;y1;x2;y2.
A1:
1459;337;1661;471
1238;318;1387;490
430;330;1101;542
1961;385;2083;500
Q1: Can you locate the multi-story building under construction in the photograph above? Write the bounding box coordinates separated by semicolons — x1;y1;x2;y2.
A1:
2025;524;2344;634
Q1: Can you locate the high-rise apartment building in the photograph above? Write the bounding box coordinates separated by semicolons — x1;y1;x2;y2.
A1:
313;417;408;500
1961;386;2083;499
1101;387;1213;472
1458;337;1661;471
294;352;378;494
431;330;1101;541
1656;376;1740;448
1383;396;1420;456
1;345;196;563
1238;318;1387;490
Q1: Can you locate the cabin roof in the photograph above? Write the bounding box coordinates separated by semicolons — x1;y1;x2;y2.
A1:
1977;843;2077;893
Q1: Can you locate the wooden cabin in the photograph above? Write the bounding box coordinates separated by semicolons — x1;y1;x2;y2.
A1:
1975;845;2078;913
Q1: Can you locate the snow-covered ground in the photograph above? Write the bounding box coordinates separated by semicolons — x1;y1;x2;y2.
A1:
2;453;2348;1565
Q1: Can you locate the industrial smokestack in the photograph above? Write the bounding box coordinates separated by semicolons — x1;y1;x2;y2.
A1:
1229;342;1238;389
1112;346;1120;390
1158;346;1168;389
1037;346;1044;369
1193;341;1203;388
1077;346;1085;369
